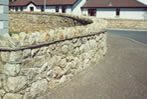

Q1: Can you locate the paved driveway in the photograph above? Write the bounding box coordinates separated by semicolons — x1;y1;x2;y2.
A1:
38;31;147;99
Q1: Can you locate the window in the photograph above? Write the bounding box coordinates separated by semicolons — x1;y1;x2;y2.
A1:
116;8;120;16
20;7;23;11
62;6;66;13
41;6;44;12
144;8;147;11
16;7;18;11
30;7;34;11
88;9;96;16
56;6;59;12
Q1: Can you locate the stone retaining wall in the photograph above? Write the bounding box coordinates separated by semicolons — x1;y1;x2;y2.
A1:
106;19;147;30
0;12;107;99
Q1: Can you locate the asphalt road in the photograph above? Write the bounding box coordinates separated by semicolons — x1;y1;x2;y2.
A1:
38;30;147;99
108;29;147;44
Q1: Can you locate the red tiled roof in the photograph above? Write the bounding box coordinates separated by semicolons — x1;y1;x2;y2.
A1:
82;0;147;8
10;0;78;6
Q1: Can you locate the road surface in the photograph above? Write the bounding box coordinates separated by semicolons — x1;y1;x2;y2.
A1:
108;29;147;44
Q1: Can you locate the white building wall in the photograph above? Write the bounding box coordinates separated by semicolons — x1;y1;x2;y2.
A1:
72;0;86;15
83;8;147;20
66;6;72;14
45;6;56;12
9;7;15;11
23;3;41;12
58;6;62;13
82;8;88;16
96;8;116;18
120;8;147;20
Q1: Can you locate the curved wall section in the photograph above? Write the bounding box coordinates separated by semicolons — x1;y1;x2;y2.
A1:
0;12;107;99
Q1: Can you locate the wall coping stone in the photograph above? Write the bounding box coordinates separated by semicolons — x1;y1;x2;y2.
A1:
0;31;106;52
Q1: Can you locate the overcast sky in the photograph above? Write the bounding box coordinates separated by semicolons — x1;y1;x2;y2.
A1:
137;0;147;5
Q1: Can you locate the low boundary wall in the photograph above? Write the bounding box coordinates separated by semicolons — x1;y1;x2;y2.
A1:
0;12;107;99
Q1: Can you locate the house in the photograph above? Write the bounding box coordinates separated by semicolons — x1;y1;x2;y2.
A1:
9;0;86;15
9;0;147;20
0;0;8;35
82;0;147;20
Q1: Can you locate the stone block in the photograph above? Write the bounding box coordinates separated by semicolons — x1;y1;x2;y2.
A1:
4;63;20;76
6;76;27;93
0;62;4;74
21;68;40;80
3;93;22;99
22;49;31;59
9;51;23;63
24;79;48;99
0;89;5;97
0;52;10;62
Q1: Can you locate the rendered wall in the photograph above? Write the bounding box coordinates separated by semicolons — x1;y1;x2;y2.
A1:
119;8;147;20
82;8;147;20
0;0;8;35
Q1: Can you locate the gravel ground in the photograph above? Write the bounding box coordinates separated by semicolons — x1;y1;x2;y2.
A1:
38;34;147;99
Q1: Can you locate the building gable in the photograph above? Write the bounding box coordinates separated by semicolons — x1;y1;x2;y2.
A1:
26;1;38;7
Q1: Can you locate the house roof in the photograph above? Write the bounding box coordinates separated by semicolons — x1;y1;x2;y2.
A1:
10;0;78;7
82;0;147;8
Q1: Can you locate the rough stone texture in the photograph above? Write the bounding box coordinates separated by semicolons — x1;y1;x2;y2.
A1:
0;90;5;97
0;81;2;89
0;52;10;63
0;12;107;99
22;49;31;59
0;62;3;74
9;51;22;63
23;79;48;99
3;93;22;99
4;64;20;76
6;76;27;93
106;19;147;30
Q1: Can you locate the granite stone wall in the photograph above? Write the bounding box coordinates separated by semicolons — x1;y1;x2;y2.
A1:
0;12;107;99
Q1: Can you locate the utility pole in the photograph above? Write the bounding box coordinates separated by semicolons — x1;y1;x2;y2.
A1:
44;0;46;11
